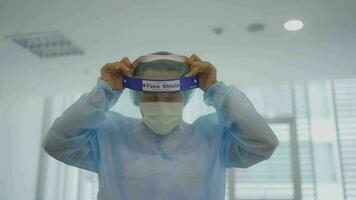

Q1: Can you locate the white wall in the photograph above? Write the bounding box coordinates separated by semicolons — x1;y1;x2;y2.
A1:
0;91;45;200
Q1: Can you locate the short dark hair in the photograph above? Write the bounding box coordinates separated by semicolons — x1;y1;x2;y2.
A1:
149;51;175;55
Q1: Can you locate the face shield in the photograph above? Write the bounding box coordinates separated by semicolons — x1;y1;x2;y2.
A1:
125;54;198;106
124;54;198;135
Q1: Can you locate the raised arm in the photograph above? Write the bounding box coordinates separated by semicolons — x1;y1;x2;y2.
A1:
42;77;122;172
42;57;137;172
203;82;279;168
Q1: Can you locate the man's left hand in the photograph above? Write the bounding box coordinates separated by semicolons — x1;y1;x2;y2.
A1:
185;54;217;92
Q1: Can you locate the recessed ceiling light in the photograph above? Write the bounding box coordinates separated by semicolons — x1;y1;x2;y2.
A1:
247;23;265;33
212;26;224;35
8;31;84;58
284;19;304;31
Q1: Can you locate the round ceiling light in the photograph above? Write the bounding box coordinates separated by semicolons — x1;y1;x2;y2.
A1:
284;19;304;31
212;27;224;35
247;23;265;33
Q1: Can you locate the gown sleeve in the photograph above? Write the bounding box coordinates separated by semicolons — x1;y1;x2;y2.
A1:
42;77;122;172
203;81;279;168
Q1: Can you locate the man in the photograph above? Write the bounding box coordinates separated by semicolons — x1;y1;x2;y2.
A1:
43;51;279;200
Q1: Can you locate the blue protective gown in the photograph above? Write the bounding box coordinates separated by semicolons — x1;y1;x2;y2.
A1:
43;77;279;200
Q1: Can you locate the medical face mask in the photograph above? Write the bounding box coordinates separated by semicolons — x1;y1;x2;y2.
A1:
139;102;183;135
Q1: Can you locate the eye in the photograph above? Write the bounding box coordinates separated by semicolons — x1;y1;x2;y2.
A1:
167;94;182;102
145;97;156;101
141;93;157;102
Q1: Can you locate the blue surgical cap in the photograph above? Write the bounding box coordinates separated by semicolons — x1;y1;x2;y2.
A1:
130;51;194;106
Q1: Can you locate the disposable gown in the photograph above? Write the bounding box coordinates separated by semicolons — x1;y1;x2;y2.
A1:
43;77;279;200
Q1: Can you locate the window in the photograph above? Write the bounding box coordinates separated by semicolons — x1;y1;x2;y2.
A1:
225;80;353;200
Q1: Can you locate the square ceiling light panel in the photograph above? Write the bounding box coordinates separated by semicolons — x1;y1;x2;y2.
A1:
9;31;84;58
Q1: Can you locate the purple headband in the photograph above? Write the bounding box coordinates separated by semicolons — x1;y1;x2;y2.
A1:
122;54;198;92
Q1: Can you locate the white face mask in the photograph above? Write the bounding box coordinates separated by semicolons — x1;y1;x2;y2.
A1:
139;102;183;135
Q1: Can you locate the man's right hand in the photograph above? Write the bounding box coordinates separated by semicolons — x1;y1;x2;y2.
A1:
100;57;138;91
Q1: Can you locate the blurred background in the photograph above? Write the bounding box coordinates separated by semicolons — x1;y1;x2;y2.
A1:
0;0;355;199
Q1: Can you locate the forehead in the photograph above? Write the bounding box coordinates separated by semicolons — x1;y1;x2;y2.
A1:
139;90;183;102
140;91;181;96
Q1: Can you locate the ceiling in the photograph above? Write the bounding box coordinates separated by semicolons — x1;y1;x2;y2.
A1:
0;0;355;97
